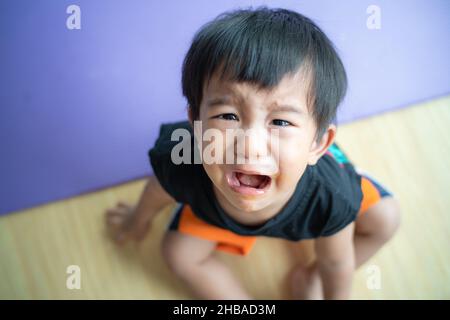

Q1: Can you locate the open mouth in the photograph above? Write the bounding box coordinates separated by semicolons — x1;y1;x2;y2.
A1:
226;171;272;196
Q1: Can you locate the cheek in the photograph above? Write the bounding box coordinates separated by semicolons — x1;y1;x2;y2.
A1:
202;163;223;185
274;140;309;186
278;151;307;177
274;134;308;164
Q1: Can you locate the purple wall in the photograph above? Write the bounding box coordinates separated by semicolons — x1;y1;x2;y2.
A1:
1;0;449;215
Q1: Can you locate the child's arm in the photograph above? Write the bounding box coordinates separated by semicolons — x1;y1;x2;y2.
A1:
134;175;176;219
105;175;176;244
315;222;355;300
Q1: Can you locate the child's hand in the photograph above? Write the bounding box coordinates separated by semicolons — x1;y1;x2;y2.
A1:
105;201;152;245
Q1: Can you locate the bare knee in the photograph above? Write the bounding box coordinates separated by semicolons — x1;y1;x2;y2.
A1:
356;197;401;242
160;231;215;276
161;234;183;275
377;197;402;242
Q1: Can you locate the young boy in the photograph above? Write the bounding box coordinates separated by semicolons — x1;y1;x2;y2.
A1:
106;7;401;300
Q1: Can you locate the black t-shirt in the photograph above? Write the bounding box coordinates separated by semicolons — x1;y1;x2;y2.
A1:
148;121;363;240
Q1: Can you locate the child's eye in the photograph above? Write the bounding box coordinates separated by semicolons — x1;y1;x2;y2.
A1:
272;119;291;127
215;113;239;121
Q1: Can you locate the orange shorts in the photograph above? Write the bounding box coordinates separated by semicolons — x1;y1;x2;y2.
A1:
167;170;393;256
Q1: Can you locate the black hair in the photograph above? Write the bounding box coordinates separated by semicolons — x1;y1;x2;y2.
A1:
181;7;347;140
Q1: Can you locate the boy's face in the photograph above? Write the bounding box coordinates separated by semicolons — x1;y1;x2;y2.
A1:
191;69;335;214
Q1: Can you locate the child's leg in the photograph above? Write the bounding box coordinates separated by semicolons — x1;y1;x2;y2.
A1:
353;196;401;267
290;170;401;300
161;230;253;299
290;196;401;299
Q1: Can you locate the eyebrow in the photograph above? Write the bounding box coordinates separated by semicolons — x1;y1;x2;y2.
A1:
206;96;305;116
269;104;305;116
205;96;234;108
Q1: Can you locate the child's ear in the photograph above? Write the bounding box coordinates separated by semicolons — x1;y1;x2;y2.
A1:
307;124;337;165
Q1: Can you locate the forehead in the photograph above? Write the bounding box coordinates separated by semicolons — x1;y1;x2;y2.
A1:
202;68;311;114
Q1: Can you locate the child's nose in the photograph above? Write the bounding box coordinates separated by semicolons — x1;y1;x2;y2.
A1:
235;127;271;163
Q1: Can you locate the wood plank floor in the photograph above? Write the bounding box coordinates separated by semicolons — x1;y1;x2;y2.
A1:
1;95;449;299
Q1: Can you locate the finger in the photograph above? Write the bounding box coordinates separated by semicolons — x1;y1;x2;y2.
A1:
106;208;128;221
107;214;124;227
106;208;121;216
106;208;126;217
105;209;118;219
117;201;130;208
106;218;128;234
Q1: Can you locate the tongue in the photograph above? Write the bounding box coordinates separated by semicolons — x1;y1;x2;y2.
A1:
236;173;265;188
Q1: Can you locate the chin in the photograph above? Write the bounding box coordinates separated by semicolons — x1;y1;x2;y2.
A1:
225;192;272;213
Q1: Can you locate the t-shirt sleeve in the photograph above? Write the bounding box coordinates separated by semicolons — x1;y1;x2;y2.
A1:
320;195;359;237
315;153;363;237
148;121;196;204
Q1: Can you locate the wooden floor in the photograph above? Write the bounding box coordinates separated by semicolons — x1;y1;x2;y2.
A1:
1;95;449;300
